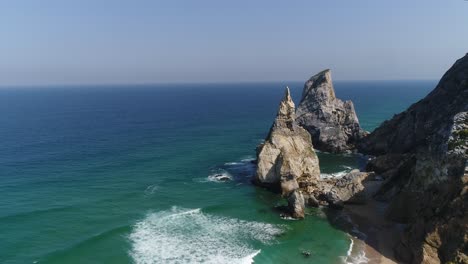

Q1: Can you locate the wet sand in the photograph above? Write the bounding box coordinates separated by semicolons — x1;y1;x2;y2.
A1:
344;181;402;264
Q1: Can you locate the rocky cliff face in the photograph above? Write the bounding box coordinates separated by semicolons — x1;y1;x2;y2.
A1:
255;87;321;218
296;70;366;153
359;55;468;156
360;54;468;264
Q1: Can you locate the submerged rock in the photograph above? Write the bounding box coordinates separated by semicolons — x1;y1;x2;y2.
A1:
296;70;367;153
255;87;320;218
214;174;231;181
301;250;312;258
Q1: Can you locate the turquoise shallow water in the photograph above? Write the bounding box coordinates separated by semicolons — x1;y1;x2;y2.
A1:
0;81;434;264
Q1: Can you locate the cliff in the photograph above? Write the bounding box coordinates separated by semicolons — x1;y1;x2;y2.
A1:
296;70;367;153
360;54;468;263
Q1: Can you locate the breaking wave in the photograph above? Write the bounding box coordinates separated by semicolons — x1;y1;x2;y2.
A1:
129;207;283;264
321;165;355;179
320;170;349;179
342;237;369;264
201;157;256;183
207;170;233;182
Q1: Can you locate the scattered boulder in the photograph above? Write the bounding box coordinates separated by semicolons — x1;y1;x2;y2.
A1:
304;193;320;207
287;190;305;219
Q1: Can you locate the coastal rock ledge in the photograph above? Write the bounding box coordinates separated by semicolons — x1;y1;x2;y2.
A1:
296;69;367;153
254;87;320;218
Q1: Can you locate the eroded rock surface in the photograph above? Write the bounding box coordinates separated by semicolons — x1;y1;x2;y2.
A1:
255;87;374;218
309;170;374;209
359;54;468;264
255;87;320;218
296;70;367;153
287;190;305;219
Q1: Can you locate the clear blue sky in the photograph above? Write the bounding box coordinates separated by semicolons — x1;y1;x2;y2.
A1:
1;0;467;85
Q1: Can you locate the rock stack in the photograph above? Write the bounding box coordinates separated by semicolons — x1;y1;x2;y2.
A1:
255;87;371;218
296;70;367;153
255;87;321;218
254;54;467;264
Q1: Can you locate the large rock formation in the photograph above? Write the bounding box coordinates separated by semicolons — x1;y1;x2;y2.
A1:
296;70;367;153
255;87;321;218
359;54;468;264
255;87;373;218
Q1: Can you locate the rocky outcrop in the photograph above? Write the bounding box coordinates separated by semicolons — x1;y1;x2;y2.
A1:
359;54;468;155
287;190;306;219
255;87;320;218
448;112;468;156
296;70;367;153
359;54;468;263
255;87;374;218
309;170;374;209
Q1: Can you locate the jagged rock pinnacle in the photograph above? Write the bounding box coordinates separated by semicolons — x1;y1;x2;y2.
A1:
255;86;320;218
296;69;366;153
274;87;296;130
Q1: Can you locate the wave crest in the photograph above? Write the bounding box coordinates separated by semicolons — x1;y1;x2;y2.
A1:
129;207;283;264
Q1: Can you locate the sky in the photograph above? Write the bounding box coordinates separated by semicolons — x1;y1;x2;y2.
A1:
0;0;467;85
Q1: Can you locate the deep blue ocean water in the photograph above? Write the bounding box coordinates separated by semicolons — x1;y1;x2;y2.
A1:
0;81;435;264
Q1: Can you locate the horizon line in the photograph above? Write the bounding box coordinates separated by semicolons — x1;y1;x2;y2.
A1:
0;78;439;89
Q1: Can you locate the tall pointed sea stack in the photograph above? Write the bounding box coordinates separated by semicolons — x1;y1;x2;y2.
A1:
296;70;366;153
255;87;320;218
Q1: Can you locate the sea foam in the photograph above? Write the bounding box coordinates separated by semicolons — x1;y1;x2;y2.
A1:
144;185;159;195
342;237;369;264
129;206;283;264
207;170;233;182
320;170;350;179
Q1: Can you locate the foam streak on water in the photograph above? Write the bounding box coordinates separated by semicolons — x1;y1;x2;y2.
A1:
342;237;369;264
129;207;283;264
320;170;350;179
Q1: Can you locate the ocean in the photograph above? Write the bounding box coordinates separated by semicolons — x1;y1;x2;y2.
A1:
0;80;435;264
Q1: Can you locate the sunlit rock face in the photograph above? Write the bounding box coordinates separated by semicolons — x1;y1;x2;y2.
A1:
255;87;320;218
296;69;366;153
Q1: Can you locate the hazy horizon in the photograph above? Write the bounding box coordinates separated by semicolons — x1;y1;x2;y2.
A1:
0;79;441;89
1;0;467;86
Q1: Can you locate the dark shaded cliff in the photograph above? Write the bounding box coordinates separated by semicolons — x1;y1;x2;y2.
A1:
359;54;468;263
359;54;468;156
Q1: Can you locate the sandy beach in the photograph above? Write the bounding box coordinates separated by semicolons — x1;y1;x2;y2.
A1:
344;180;402;264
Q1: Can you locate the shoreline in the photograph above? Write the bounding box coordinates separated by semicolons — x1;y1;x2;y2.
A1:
344;195;402;264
